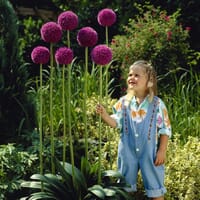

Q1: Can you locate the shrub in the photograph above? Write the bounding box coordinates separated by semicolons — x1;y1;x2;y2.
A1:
110;3;199;91
165;135;200;200
0;143;38;199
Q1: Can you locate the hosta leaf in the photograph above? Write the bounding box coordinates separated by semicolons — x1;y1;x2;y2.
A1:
54;157;87;191
88;185;105;199
53;157;73;188
28;192;56;200
45;174;70;195
29;174;70;198
102;170;124;179
21;181;42;189
103;188;116;197
109;187;131;200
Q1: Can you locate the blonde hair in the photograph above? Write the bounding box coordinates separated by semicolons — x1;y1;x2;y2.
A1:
126;60;157;103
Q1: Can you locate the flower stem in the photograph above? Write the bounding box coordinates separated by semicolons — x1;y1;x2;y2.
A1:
39;63;43;175
67;63;75;185
67;30;70;48
105;26;108;46
105;26;112;168
50;43;55;174
62;65;66;166
84;47;88;160
98;66;103;184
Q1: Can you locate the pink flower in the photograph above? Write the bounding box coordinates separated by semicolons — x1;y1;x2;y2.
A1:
185;26;192;32
31;46;50;64
91;44;112;65
164;16;170;21
77;27;98;47
55;47;74;65
57;11;78;31
167;31;172;41
97;8;116;27
40;22;62;43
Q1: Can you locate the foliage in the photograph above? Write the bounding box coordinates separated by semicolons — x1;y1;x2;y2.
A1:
151;0;200;51
20;157;131;200
110;3;200;91
161;67;200;141
165;135;200;200
0;143;38;199
0;0;36;144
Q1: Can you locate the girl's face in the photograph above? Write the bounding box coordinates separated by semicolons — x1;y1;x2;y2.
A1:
127;66;148;94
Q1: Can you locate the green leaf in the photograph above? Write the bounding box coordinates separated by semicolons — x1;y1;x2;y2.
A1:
28;192;56;200
88;185;105;199
30;174;69;198
103;188;116;197
20;181;42;189
109;187;132;200
53;157;73;188
102;170;124;179
54;157;87;191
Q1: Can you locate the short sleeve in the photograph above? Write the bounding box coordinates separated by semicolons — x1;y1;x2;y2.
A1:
110;98;123;130
157;98;172;137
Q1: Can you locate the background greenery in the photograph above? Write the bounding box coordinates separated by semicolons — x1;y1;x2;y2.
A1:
0;0;199;199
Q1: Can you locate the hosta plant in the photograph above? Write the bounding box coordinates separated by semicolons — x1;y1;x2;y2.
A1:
20;157;132;200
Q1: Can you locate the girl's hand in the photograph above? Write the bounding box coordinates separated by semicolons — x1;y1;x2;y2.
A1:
95;104;117;128
96;104;105;115
154;149;166;166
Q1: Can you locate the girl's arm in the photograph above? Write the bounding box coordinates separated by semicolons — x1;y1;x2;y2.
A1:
96;104;117;128
154;134;169;166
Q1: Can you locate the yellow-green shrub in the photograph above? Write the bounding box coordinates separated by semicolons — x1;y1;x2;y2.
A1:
165;134;200;200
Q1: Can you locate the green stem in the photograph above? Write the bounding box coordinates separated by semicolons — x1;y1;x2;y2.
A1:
105;26;108;46
62;65;66;166
98;66;103;184
50;43;55;174
67;30;70;48
39;63;43;175
67;63;75;184
105;26;112;168
84;47;88;160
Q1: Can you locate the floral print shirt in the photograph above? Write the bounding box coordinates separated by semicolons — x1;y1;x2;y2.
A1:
111;95;172;137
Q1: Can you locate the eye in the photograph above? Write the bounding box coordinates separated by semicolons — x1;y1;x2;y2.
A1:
128;73;133;77
135;73;139;77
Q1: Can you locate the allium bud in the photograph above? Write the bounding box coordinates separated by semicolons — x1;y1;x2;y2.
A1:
40;22;62;43
57;11;78;31
31;46;50;64
91;44;112;65
77;27;98;47
97;8;116;27
55;47;74;65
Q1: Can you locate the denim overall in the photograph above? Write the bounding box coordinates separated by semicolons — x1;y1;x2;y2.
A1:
117;96;166;197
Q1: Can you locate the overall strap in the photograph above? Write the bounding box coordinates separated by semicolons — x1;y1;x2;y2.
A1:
147;96;158;140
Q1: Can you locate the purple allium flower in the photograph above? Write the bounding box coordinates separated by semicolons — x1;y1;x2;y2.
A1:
77;27;98;47
91;44;112;65
97;8;116;27
55;47;74;65
57;11;78;31
31;46;50;64
40;22;62;43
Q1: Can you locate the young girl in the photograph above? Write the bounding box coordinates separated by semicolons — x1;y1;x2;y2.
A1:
96;60;171;200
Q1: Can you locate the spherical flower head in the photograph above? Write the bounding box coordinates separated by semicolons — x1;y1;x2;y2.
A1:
57;11;78;31
55;47;74;65
31;46;50;64
77;27;98;47
91;44;112;65
40;22;62;43
97;8;116;27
